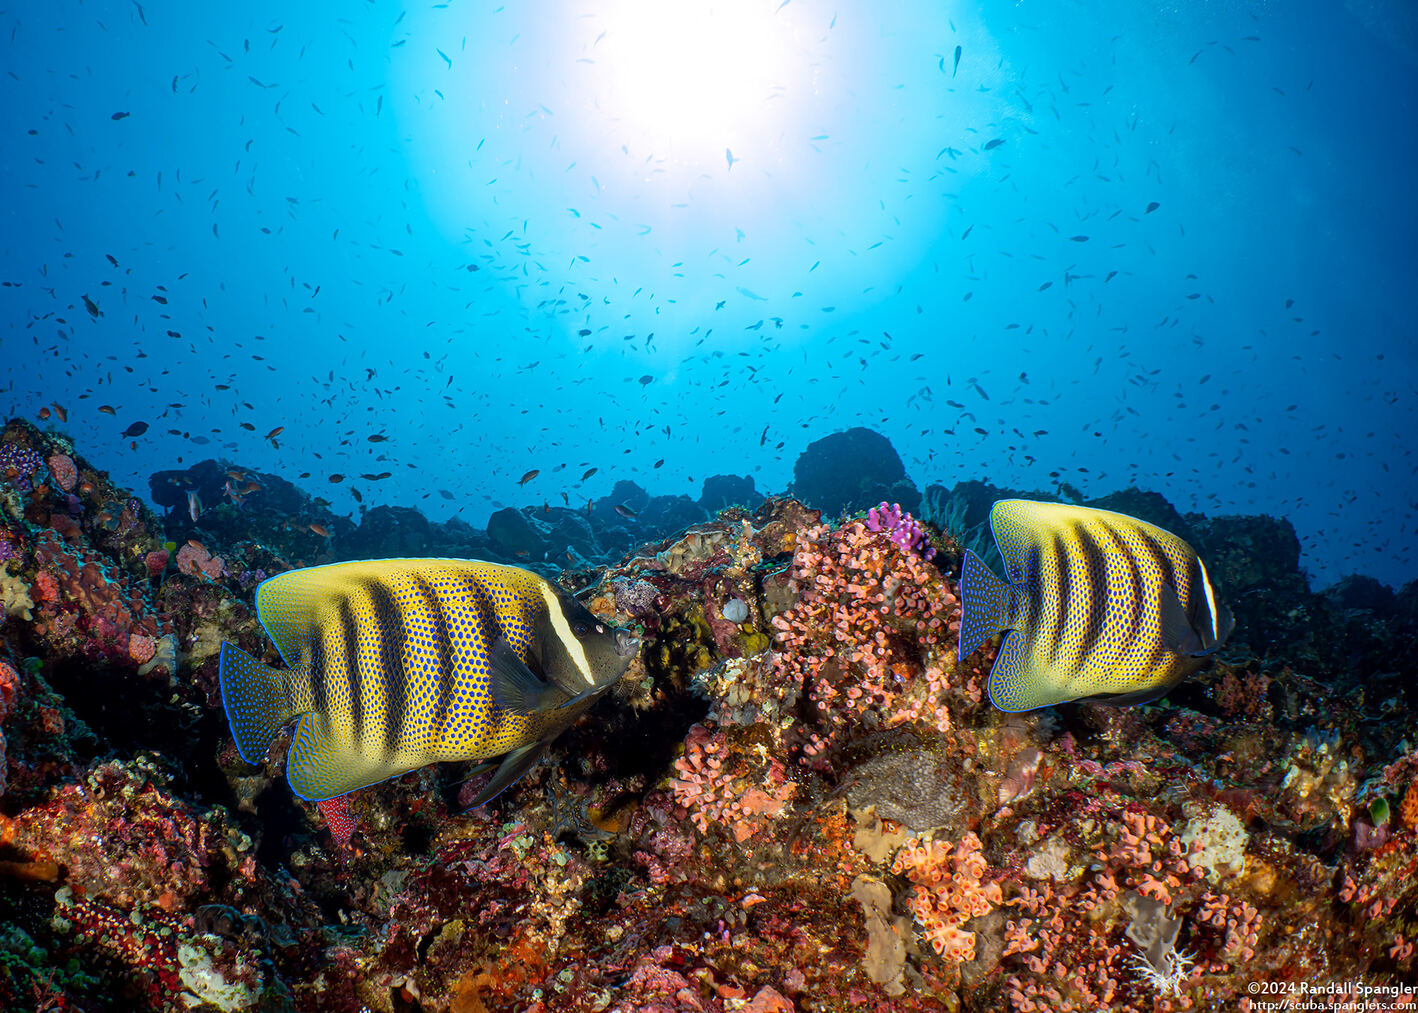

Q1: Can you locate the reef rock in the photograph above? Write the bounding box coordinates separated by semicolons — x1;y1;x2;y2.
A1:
790;427;921;517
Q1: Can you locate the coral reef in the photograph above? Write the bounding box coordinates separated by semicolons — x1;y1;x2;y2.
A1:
0;415;1414;1012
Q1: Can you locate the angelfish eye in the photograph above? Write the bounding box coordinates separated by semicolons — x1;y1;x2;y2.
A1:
573;623;587;636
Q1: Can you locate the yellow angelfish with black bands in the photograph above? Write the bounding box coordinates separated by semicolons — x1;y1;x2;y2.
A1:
219;558;640;807
958;500;1234;712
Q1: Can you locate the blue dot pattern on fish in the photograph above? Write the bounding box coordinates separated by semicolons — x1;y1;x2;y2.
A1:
219;558;640;807
958;500;1234;712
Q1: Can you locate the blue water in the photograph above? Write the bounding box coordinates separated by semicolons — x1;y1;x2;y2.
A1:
2;0;1414;589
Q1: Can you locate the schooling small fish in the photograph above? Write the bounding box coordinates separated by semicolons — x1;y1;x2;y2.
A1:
219;559;640;843
958;500;1233;712
952;44;962;78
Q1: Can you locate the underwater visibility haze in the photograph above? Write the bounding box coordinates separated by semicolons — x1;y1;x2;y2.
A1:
0;1;1416;1011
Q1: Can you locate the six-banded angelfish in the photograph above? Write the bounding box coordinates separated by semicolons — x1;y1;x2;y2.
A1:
958;500;1234;712
219;558;640;839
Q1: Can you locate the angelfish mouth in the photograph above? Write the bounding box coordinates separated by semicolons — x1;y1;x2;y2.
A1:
615;630;641;658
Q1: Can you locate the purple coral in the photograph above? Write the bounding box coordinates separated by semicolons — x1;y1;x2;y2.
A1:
865;500;936;562
614;577;661;617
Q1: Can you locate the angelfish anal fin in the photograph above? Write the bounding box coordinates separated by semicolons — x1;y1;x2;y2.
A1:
463;740;551;809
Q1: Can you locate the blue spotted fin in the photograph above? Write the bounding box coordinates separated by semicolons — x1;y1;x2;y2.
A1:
219;641;305;764
957;548;1010;663
957;500;1234;713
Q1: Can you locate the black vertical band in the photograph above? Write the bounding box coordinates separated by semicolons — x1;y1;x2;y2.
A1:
339;598;362;743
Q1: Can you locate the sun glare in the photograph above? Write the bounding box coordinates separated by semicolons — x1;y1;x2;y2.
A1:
585;0;805;162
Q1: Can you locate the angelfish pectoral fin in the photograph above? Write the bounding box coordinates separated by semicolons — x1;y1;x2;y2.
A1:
1210;602;1236;651
556;683;612;710
488;638;561;714
463;740;551;809
1158;582;1208;657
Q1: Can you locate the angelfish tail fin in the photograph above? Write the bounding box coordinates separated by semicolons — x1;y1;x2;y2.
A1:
219;641;303;763
958;548;1010;663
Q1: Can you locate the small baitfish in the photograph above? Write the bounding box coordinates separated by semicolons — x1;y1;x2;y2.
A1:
219;558;640;826
958;500;1234;712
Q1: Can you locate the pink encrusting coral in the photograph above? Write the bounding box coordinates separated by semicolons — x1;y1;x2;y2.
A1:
768;515;979;764
175;540;226;580
46;453;77;492
671;723;798;842
892;831;1001;961
997;800;1232;1011
0;659;19;797
0;659;19;721
30;529;168;668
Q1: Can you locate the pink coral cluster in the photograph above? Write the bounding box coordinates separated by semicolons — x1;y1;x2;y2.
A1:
0;659;19;721
769;517;966;762
1195;892;1262;964
12;761;216;910
891;831;1001;961
143;548;169;578
46;452;77;492
175;539;226;580
1339;868;1401;921
128;632;158;665
671;723;798;842
31;529;166;665
1105;809;1198;907
0;659;19;797
1003;876;1132;1011
1001;806;1209;1010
